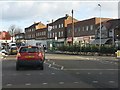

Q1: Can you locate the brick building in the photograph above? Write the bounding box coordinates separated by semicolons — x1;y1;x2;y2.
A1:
25;22;46;45
47;14;78;49
92;19;120;48
25;22;46;40
15;33;25;47
35;27;47;46
0;31;12;48
67;17;111;46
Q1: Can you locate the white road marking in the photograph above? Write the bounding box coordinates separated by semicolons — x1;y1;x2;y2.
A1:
53;62;55;65
42;83;48;85
54;63;62;67
110;62;113;64
51;73;55;75
49;64;51;67
39;73;43;75
74;82;79;84
92;81;98;83
45;62;50;65
44;61;46;63
109;81;115;83
115;62;118;64
76;72;80;74
63;69;119;71
25;83;31;86
88;72;91;74
6;84;12;86
50;67;59;70
61;66;64;70
59;82;64;84
99;72;103;75
26;74;31;76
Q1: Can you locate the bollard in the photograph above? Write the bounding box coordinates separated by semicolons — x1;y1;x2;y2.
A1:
116;50;120;58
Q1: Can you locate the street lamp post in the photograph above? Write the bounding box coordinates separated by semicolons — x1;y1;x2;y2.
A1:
71;9;74;45
98;4;102;51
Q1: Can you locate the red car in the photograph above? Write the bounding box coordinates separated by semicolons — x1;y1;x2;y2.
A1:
16;46;44;70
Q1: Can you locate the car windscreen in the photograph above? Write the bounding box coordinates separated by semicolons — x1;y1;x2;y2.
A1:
11;47;17;50
11;44;16;46
19;47;39;53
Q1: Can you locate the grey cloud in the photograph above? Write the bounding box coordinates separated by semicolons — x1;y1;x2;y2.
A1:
1;1;118;22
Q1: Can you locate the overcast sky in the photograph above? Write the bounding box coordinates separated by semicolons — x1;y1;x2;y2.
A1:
0;0;119;32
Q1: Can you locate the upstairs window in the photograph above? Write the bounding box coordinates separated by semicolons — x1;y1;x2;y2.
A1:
61;24;64;27
82;27;84;31
86;26;89;31
90;25;93;30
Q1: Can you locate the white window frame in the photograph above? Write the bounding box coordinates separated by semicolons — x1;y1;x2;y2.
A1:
58;32;61;37
86;26;89;31
90;25;93;30
61;24;63;27
83;27;84;31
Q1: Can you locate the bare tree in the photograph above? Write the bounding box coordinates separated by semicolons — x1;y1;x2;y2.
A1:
8;25;23;42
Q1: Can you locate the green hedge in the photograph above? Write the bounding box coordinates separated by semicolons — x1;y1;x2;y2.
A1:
57;45;116;54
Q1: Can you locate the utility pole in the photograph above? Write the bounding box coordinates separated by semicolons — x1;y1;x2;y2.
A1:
98;4;101;51
72;9;74;45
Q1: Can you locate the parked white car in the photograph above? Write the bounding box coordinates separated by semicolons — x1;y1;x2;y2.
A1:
0;49;8;59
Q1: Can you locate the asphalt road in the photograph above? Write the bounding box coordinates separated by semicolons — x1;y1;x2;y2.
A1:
1;54;119;89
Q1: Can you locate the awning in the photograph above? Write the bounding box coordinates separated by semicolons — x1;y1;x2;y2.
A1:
91;38;111;44
67;37;72;42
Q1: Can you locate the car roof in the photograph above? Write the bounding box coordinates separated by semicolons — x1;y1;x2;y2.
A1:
19;46;39;48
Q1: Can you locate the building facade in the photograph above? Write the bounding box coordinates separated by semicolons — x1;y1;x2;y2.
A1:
35;27;47;46
47;14;78;49
25;22;46;46
15;33;25;47
92;19;120;48
67;17;112;46
0;31;12;43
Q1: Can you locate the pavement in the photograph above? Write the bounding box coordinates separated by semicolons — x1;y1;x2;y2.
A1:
45;53;119;61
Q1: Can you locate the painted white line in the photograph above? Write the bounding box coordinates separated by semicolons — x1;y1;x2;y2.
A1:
42;83;48;85
45;62;50;65
110;62;113;64
25;83;31;86
63;69;119;71
76;72;80;74
54;63;62;67
93;81;98;83
59;82;64;84
44;61;46;63
50;67;59;70
49;64;51;67
109;81;115;83
26;74;31;76
51;73;55;75
74;82;79;84
61;66;64;70
6;84;12;86
88;72;91;74
99;72;103;75
53;62;55;65
115;62;118;64
39;73;43;75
